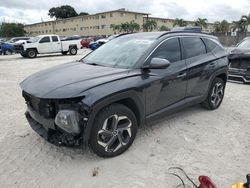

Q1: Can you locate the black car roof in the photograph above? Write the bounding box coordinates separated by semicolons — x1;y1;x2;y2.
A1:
118;31;217;40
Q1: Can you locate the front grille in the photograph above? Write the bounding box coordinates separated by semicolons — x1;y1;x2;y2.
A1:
22;91;55;118
229;59;250;69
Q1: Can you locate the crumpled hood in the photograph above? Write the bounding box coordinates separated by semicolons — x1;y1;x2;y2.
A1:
20;61;140;99
228;47;250;59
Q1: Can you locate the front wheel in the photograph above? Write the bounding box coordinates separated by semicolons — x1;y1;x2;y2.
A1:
201;77;225;110
26;49;37;58
89;104;137;157
69;47;77;55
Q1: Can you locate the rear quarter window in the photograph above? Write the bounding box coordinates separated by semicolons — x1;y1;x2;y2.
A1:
203;38;224;53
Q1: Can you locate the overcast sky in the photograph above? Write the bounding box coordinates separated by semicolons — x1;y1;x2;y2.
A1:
0;0;250;24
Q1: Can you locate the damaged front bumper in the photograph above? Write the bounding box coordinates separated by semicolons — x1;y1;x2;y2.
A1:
25;103;86;147
228;68;250;83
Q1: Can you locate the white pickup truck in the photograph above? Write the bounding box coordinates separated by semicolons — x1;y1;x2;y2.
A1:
14;35;81;58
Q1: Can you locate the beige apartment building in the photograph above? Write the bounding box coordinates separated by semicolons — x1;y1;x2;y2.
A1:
24;8;214;37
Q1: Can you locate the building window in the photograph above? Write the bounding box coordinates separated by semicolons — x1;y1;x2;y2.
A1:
96;26;99;29
101;15;106;19
95;15;99;19
135;14;138;19
120;13;125;17
101;25;106;29
63;29;66;32
110;13;113;17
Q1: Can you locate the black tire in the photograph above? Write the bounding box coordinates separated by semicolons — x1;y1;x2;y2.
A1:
89;104;138;157
69;47;77;55
26;49;37;58
61;51;68;55
201;77;225;110
20;52;27;57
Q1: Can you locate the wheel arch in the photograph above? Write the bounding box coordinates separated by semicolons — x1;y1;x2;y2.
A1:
26;48;38;53
82;91;144;143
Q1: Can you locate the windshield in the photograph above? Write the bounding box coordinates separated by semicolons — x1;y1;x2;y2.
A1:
83;36;154;68
28;37;40;43
237;39;250;48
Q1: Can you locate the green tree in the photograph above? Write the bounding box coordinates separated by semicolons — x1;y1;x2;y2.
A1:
120;22;130;33
79;12;89;16
213;20;229;33
142;19;157;32
0;23;26;37
173;18;187;27
159;25;170;31
48;5;78;19
128;21;140;33
195;18;208;29
110;24;121;34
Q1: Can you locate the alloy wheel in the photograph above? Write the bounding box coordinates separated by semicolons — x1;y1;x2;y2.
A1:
211;82;224;107
97;114;132;153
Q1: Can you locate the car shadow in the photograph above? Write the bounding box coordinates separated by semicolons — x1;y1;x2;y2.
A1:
38;104;204;160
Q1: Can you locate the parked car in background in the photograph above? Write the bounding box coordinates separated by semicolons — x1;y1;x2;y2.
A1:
89;34;127;50
7;37;30;43
21;31;228;157
80;37;95;48
228;37;250;83
14;35;81;58
0;42;14;55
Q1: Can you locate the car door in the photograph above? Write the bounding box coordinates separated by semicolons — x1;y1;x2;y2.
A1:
180;37;218;98
37;36;52;53
50;36;62;52
145;37;188;115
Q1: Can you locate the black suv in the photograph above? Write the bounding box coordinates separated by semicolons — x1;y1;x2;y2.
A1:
21;31;228;157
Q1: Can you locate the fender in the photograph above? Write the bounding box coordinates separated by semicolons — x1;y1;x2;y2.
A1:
205;65;228;97
82;90;145;143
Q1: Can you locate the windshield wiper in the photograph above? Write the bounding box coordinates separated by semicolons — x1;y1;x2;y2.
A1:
86;62;104;66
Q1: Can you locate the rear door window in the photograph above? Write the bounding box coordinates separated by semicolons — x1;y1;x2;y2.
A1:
52;36;59;42
181;37;206;59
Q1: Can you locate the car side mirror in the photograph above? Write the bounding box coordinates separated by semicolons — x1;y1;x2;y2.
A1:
143;58;170;69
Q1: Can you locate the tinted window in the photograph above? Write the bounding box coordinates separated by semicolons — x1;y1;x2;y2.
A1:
182;37;206;59
52;36;58;42
203;38;223;53
149;38;181;63
39;37;50;43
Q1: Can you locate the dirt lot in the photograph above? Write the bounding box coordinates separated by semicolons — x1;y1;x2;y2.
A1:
0;51;249;188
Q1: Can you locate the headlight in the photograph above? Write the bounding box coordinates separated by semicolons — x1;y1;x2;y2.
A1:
55;110;80;134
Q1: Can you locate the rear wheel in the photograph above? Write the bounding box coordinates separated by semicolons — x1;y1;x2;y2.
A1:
26;49;37;58
69;47;77;55
201;77;225;110
89;104;137;157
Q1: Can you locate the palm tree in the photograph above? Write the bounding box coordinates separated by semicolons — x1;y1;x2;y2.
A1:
159;25;170;31
239;14;250;32
128;21;140;33
230;21;239;32
220;20;230;33
173;18;187;27
120;22;130;33
142;20;157;32
195;18;208;29
213;20;229;33
110;24;121;34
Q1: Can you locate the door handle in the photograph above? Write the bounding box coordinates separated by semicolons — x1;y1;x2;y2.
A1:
209;62;216;67
177;72;187;78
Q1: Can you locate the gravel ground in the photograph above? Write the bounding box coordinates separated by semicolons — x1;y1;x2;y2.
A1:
0;51;249;188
